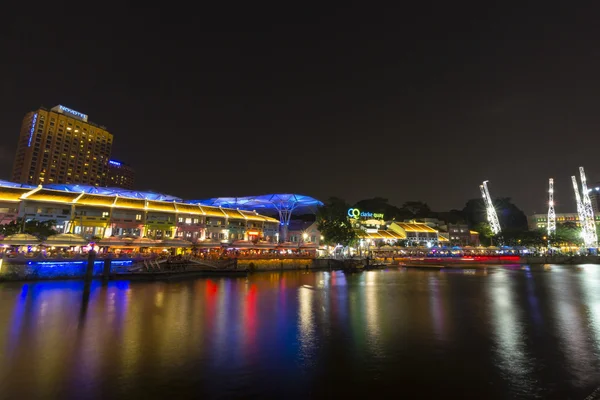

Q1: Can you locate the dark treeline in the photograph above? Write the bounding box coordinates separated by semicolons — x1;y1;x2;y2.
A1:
352;197;528;231
315;196;584;248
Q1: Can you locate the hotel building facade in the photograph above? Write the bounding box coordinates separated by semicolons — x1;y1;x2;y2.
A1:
528;212;600;230
106;159;136;189
11;105;113;186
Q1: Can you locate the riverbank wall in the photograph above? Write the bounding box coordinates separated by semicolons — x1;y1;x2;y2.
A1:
1;255;599;282
240;258;313;271
393;255;600;266
0;257;320;281
0;261;106;281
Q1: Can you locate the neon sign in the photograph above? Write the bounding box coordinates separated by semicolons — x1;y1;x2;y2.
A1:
58;105;88;121
109;160;122;167
347;208;384;220
27;113;38;147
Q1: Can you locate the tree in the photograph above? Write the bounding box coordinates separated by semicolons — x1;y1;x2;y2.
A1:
462;197;527;231
494;197;528;231
316;197;358;247
434;209;466;224
552;221;583;246
501;229;546;248
354;197;403;220
394;239;408;247
0;218;57;239
400;201;431;219
0;220;21;237
473;222;494;246
462;199;488;228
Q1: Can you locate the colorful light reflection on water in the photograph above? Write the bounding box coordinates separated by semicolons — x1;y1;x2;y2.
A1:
0;266;600;399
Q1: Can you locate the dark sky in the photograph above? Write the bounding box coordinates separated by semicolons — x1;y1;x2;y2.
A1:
2;3;600;214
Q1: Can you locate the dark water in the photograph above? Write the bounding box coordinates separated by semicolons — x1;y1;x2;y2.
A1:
1;266;600;399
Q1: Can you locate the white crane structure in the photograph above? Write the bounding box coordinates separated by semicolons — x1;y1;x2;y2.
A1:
572;175;591;246
579;167;598;247
547;178;556;237
480;180;501;235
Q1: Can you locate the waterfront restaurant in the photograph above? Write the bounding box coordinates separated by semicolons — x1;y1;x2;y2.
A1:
0;182;280;248
347;207;442;250
388;221;439;246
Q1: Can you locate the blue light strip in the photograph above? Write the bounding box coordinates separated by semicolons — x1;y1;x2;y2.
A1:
27;260;133;267
109;160;122;167
27;113;38;147
28;261;85;266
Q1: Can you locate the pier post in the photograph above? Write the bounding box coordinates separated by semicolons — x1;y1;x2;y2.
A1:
102;258;112;280
85;250;96;282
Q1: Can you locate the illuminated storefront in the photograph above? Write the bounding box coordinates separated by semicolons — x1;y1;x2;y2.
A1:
0;181;279;244
348;208;442;248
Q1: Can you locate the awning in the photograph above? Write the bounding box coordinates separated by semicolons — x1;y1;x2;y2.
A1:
43;233;88;247
277;242;299;249
0;233;40;246
157;238;193;248
130;237;160;247
97;236;135;247
194;240;222;248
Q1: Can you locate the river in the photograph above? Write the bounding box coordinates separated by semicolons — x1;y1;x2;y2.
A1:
1;265;600;399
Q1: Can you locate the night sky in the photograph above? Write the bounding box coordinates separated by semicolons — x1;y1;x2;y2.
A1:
2;3;600;214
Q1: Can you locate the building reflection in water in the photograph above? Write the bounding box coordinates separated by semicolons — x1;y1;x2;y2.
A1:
298;281;316;366
242;282;258;361
523;267;544;333
577;265;600;354
488;270;534;396
549;265;599;387
2;269;600;398
363;272;381;356
330;271;348;330
3;284;28;361
428;276;446;342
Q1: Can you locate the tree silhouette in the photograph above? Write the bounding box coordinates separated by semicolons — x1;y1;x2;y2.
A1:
316;197;358;247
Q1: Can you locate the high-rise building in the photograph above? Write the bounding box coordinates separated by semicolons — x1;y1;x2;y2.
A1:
11;105;113;186
106;159;136;189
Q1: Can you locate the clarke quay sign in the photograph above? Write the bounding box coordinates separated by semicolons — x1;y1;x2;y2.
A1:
347;208;384;220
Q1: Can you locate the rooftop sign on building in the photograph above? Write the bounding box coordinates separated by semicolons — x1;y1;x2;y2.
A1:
51;105;88;122
347;208;384;220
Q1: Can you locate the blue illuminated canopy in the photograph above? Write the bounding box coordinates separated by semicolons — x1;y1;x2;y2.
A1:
43;183;182;201
0;180;36;189
187;194;323;232
187;194;322;240
0;181;322;216
187;194;323;213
